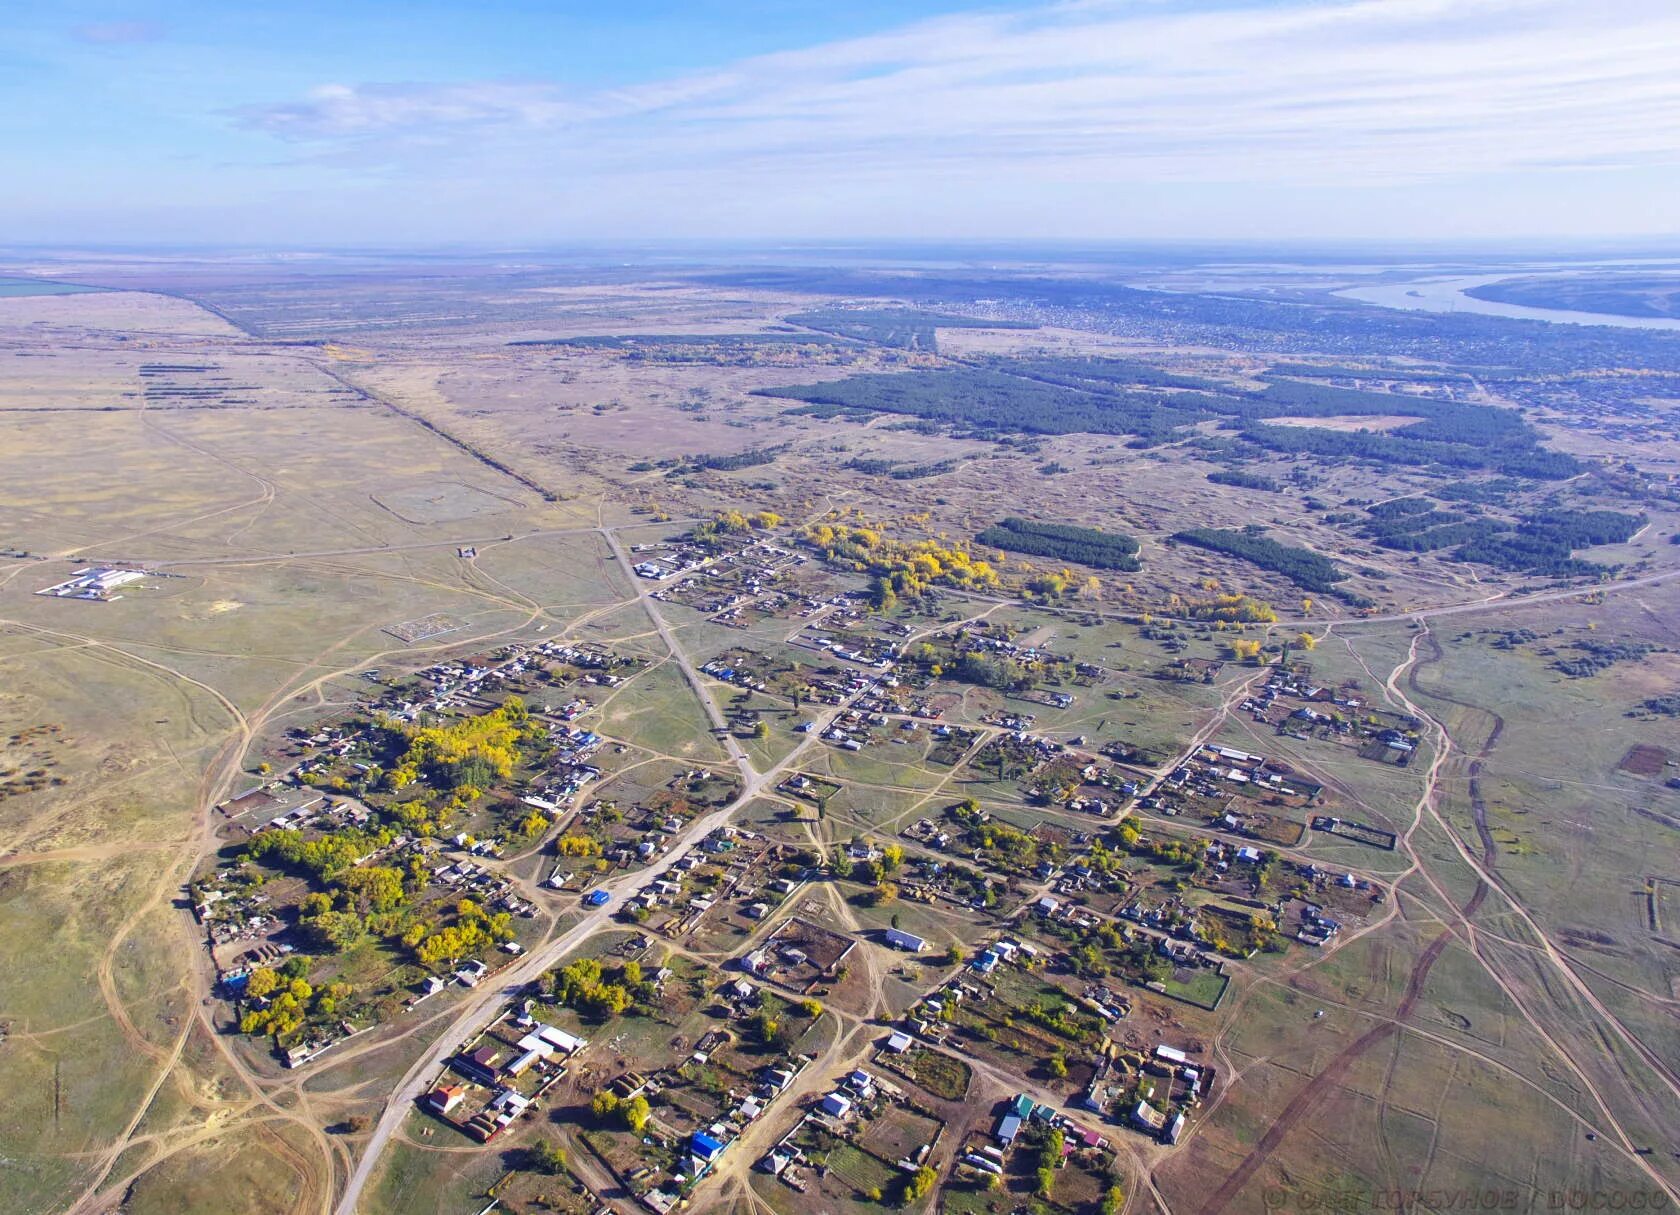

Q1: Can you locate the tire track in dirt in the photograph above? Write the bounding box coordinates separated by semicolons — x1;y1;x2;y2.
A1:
1407;631;1503;871
1197;637;1495;1215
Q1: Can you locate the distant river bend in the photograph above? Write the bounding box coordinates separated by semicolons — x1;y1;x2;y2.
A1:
1335;274;1680;333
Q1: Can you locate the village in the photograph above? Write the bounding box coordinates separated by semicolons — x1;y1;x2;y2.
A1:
170;511;1421;1215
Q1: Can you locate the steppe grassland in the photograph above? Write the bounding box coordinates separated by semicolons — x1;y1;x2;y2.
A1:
0;289;632;1213
1148;597;1680;1215
339;336;1526;617
0;289;243;336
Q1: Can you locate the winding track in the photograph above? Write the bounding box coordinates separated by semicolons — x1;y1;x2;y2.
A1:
11;317;1679;1212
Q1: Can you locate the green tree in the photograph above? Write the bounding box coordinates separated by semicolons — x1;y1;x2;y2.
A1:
901;1165;938;1206
530;1141;569;1175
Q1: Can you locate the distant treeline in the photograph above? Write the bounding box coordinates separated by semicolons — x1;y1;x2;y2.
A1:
1359;499;1494;552
1456;510;1643;576
1172;528;1345;592
1207;470;1281;492
509;333;846;349
758;367;1221;444
844;456;961;480
761;363;1583;481
1232;380;1581;480
1358;501;1643;576
977;517;1142;571
682;446;784;472
689;267;1680;377
786;308;1034;351
1006;355;1227;393
1265;363;1471;384
1466;275;1680;321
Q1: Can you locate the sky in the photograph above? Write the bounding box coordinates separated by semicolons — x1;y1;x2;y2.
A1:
4;0;1679;247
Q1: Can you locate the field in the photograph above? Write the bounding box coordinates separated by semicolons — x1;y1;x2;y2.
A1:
0;251;1677;1215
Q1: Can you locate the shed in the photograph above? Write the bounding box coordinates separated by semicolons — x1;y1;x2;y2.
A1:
884;927;928;953
537;1025;587;1055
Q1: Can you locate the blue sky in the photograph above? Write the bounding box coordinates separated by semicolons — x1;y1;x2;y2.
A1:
5;0;1679;246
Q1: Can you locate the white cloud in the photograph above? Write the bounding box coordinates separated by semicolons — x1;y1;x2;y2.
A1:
226;0;1680;235
71;20;165;45
240;81;595;139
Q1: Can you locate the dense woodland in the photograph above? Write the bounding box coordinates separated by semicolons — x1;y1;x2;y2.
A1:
1007;355;1227;393
843;455;962;480
1455;510;1645;575
1172;527;1346;593
683;446;784;472
1207;469;1281;492
1358;501;1644;575
762;366;1220;443
976;517;1143;571
764;362;1583;479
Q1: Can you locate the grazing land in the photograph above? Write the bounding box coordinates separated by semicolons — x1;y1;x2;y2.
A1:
0;249;1677;1215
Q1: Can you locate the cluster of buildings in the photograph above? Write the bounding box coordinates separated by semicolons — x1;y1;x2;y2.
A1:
426;1005;588;1143
35;565;152;602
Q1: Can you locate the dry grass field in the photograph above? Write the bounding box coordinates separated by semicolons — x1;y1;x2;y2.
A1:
0;261;1677;1215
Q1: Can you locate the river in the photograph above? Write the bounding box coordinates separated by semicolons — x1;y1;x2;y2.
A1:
1336;273;1680;333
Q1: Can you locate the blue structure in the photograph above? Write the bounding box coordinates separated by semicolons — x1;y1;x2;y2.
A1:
692;1131;726;1161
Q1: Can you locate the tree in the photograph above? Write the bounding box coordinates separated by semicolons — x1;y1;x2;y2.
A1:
752;720;770;739
944;943;966;966
1229;638;1263;663
799;998;824;1018
244;967;280;999
1036;1167;1056;1199
300;908;363;952
584;983;633;1018
901;1165;938;1206
748;1009;781;1045
590;1090;621;1123
1101;1184;1125;1215
623;1094;651;1133
530;1141;569;1174
1049;1053;1069;1079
